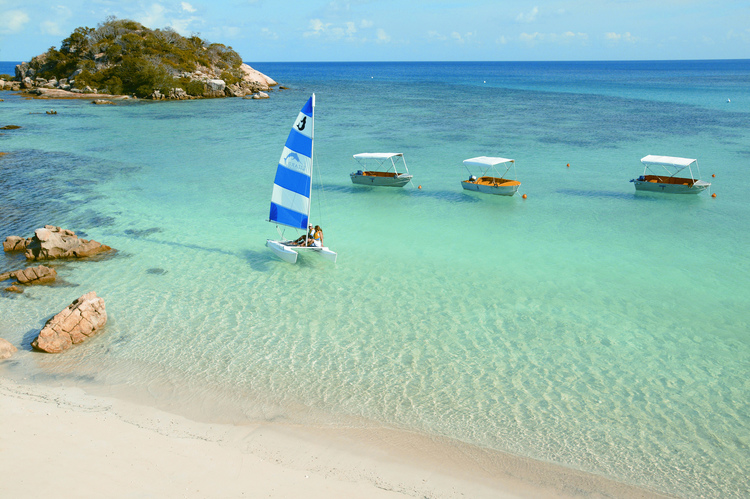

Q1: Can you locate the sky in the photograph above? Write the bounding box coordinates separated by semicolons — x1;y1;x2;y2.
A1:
0;0;749;62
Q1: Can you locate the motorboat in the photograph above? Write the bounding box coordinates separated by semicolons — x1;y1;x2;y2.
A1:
350;152;413;187
461;156;520;196
631;155;710;194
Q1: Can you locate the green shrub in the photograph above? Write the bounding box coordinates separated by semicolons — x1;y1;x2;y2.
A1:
23;17;246;97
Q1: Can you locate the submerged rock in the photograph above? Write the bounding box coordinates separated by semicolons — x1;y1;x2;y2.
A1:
0;265;57;285
32;292;107;353
0;338;17;359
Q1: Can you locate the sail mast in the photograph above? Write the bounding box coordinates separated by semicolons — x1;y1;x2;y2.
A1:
305;94;315;246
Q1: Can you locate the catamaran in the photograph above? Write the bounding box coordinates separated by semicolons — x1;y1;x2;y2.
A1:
266;94;337;264
630;155;711;194
350;152;413;187
461;156;521;196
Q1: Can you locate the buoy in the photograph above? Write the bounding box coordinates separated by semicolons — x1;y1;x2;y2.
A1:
566;163;570;167
711;193;716;198
418;185;421;189
727;98;731;103
522;194;527;199
712;174;715;177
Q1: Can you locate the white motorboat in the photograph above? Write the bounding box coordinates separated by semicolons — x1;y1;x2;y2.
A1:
631;155;710;194
350;152;413;187
461;156;520;196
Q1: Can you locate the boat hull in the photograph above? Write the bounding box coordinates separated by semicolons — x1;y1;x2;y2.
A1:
351;173;412;187
461;180;520;196
266;240;298;263
632;179;710;194
266;240;337;264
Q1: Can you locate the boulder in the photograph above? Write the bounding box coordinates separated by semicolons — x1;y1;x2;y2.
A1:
92;99;115;105
32;292;107;353
22;225;113;261
0;338;17;360
206;79;226;92
13;265;57;285
3;235;31;252
239;63;277;90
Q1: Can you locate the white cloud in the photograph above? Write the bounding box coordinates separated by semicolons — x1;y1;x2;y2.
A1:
360;19;373;29
40;20;66;36
520;31;588;46
181;2;196;13
605;31;637;43
0;9;30;34
137;3;168;29
496;35;507;45
428;30;447;42
345;21;356;36
516;7;539;23
376;28;390;43
304;18;330;37
261;27;278;40
451;31;474;45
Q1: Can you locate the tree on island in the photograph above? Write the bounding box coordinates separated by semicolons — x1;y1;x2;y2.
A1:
16;16;273;99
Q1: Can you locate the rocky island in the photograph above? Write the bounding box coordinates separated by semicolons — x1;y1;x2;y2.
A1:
0;16;276;100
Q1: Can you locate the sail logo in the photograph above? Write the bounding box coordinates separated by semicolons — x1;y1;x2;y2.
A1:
296;116;307;131
282;152;308;174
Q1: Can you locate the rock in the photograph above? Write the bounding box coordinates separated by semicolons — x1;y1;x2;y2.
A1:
206;79;226;92
4;285;23;294
0;125;21;130
13;265;57;285
92;99;115;105
32;292;107;353
239;64;277;90
0;338;17;359
22;225;113;261
3;235;31;252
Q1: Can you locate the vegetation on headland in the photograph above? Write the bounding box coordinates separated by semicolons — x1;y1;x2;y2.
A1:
17;17;250;98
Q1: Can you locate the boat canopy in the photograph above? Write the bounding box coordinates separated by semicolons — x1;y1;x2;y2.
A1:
353;153;403;160
463;156;514;168
640;155;696;168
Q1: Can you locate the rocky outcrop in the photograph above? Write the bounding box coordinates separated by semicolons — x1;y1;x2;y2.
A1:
0;265;57;285
4;226;113;260
0;338;17;360
9;61;276;101
32;292;107;353
3;235;31;252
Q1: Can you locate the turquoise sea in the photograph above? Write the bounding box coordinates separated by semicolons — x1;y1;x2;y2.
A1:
1;60;749;497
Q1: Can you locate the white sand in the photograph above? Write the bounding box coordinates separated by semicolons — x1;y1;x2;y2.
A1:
0;376;667;498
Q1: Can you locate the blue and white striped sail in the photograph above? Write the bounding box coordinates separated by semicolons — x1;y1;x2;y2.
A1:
269;95;314;229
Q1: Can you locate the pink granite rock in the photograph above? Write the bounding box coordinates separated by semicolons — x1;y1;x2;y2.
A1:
0;338;17;359
19;226;113;260
32;292;107;353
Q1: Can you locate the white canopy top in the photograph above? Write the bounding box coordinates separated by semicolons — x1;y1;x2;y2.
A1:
463;156;514;167
353;153;403;160
641;155;696;168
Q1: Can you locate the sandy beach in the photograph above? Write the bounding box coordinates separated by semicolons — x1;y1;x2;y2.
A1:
0;376;670;499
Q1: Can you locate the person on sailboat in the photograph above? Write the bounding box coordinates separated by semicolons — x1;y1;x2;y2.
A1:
311;225;323;247
289;224;314;246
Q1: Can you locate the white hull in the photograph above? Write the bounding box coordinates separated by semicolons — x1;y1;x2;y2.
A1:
633;179;710;194
461;180;519;196
351;173;412;187
266;240;338;264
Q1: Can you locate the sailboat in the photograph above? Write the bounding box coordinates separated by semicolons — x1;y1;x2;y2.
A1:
266;94;337;264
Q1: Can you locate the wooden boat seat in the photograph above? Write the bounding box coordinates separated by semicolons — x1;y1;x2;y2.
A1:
361;171;400;178
474;176;520;187
642;175;695;186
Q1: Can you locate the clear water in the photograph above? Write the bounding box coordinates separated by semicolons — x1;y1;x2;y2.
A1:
2;60;749;497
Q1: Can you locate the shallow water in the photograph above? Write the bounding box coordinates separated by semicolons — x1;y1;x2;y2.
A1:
1;60;749;497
